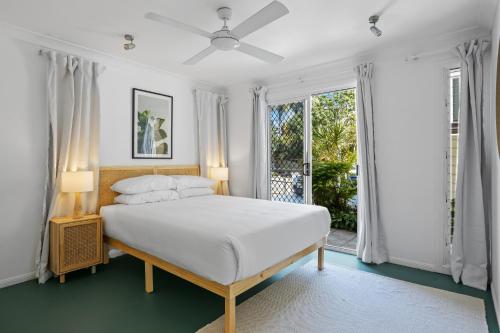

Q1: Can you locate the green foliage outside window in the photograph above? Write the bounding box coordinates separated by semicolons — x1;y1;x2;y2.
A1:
311;90;357;231
312;162;357;231
312;91;357;164
270;102;304;174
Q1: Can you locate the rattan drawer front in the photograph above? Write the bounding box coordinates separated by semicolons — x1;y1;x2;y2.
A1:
64;223;97;266
59;219;102;273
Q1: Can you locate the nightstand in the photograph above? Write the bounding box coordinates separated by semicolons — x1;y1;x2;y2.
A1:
49;214;103;283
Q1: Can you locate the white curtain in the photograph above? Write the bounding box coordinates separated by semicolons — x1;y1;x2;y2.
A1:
354;63;388;264
35;51;104;283
252;87;270;200
451;40;490;290
195;89;229;194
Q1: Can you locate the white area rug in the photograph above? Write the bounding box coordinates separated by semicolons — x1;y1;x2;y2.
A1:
197;262;488;333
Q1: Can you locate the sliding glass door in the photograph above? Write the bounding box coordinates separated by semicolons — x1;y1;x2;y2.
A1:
268;88;358;253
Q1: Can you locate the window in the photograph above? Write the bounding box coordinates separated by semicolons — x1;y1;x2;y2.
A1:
447;68;460;246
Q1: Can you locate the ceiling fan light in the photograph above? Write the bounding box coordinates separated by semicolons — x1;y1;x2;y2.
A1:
211;37;240;51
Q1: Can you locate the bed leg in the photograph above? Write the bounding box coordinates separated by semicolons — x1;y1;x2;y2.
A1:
224;296;236;333
318;247;324;271
145;262;154;293
103;243;109;264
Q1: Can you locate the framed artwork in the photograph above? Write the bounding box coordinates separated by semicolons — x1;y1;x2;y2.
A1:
132;88;173;159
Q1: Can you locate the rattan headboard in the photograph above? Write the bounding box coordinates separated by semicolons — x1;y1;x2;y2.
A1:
98;165;200;209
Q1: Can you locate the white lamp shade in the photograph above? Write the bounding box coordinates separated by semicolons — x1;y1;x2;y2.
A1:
61;171;94;193
211;167;228;181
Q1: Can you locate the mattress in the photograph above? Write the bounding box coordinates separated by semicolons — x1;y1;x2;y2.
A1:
100;195;331;285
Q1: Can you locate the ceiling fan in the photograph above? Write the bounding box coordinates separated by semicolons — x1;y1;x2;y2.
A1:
145;1;289;65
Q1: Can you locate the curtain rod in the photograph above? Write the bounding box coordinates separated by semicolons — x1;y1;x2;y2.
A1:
38;47;94;59
38;48;79;57
192;89;227;97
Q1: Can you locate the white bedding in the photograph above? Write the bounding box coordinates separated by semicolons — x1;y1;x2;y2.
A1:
100;195;330;285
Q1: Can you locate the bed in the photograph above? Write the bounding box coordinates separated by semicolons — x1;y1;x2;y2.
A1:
98;165;330;333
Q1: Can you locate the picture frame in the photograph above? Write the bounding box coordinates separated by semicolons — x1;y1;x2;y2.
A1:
132;88;173;159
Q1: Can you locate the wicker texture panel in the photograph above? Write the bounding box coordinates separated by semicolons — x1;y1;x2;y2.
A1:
63;223;98;268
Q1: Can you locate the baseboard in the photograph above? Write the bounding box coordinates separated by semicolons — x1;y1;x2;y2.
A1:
491;283;500;323
0;271;35;289
388;256;449;274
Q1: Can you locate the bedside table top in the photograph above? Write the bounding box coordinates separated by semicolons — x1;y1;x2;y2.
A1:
51;214;100;224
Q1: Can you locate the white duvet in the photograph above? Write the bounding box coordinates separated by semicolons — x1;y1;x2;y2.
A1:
100;195;330;285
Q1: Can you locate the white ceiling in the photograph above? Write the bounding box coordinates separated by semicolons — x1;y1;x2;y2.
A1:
0;0;497;86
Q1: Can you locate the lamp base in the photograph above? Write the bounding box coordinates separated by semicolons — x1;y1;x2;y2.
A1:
73;192;84;219
216;181;229;196
216;181;222;195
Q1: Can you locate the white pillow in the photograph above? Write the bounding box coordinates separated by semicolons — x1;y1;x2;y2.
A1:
178;187;215;198
111;175;176;194
172;175;216;190
114;190;179;205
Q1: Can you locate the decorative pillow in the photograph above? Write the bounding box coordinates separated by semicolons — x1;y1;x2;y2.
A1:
172;175;216;190
178;187;215;198
111;175;176;194
114;190;180;205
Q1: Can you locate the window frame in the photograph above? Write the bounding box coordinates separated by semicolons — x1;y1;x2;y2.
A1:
440;63;461;273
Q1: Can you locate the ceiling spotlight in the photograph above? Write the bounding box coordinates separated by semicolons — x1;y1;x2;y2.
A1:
124;34;136;50
369;15;382;37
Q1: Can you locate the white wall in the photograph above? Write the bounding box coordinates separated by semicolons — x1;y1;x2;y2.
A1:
227;28;490;273
373;55;454;271
0;26;48;287
489;2;500;320
99;66;198;165
0;24;219;286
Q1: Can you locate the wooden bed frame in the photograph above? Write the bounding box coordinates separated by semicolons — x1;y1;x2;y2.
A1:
98;165;326;333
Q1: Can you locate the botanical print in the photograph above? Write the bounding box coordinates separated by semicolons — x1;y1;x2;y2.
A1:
137;110;168;155
133;89;173;159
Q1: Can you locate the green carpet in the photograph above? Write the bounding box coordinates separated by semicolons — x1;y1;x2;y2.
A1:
0;251;497;333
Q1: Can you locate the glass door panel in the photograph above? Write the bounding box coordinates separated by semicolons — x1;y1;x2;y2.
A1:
311;89;357;253
269;101;306;204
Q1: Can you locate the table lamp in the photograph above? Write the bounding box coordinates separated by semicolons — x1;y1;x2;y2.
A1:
211;167;229;195
61;171;94;218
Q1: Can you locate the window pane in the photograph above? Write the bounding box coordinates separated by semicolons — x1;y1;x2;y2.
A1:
449;69;460;244
452;77;460;122
269;101;304;204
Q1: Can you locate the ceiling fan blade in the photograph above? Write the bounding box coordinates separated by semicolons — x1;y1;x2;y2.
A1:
183;45;217;65
236;42;284;64
231;1;289;39
145;12;213;39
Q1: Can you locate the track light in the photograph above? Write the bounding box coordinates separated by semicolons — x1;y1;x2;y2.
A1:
124;34;136;50
368;15;382;37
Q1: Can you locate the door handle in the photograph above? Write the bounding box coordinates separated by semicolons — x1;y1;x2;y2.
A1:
303;162;311;176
